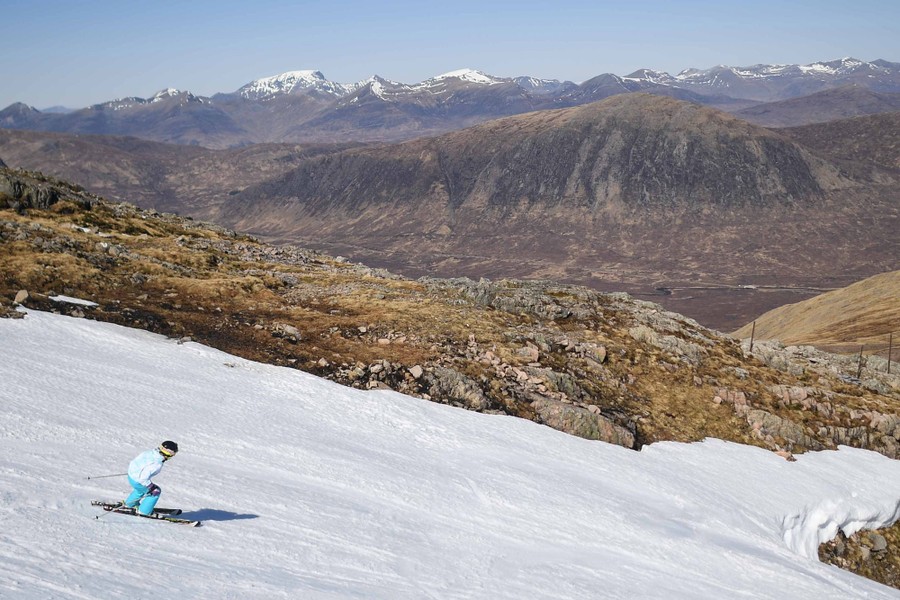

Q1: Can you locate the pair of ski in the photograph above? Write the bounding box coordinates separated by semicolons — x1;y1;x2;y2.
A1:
91;500;201;527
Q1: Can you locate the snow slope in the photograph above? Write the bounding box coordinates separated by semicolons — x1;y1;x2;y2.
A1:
2;308;900;599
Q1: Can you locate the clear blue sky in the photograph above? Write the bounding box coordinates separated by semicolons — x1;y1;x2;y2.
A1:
2;0;898;109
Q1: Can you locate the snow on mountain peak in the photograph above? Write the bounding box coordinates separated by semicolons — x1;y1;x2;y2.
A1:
150;88;184;102
674;58;882;84
428;68;505;85
238;70;354;100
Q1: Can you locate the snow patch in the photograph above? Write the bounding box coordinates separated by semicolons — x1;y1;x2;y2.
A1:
2;311;900;599
49;295;98;307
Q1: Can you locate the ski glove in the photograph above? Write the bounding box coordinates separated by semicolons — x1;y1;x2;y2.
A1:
148;483;161;497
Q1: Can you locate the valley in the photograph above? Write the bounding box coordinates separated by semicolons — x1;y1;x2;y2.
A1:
1;60;897;335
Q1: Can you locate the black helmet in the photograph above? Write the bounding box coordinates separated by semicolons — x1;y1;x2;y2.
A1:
159;440;179;458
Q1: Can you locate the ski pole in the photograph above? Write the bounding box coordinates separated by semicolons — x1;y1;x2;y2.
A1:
85;473;127;480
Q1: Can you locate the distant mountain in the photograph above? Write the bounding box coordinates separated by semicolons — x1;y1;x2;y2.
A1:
211;94;898;332
627;57;900;102
735;86;900;127
775;112;900;189
237;70;359;100
1;89;247;147
3;58;897;148
0;102;42;128
39;106;75;114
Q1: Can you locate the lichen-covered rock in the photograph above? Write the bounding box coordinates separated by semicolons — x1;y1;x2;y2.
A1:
531;398;635;448
423;366;491;411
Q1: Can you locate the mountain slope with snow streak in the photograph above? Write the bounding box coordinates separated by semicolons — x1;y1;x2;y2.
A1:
1;308;900;599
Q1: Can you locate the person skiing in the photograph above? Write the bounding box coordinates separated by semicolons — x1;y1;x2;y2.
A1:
123;441;178;516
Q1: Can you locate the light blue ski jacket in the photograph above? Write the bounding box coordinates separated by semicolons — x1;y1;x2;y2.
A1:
127;449;165;487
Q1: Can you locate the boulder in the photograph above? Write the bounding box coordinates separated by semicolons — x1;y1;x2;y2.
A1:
423;367;491;411
531;398;635;448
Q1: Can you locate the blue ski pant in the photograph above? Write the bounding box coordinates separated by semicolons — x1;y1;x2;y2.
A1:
125;476;161;515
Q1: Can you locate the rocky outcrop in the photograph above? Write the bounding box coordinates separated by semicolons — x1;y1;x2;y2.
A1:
422;367;492;411
531;398;635;447
820;525;900;590
0;167;94;211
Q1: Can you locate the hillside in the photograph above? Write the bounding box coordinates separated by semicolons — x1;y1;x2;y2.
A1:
0;128;359;216
3;166;900;591
778;112;900;173
735;86;900;127
1;95;898;332
3;165;899;449
733;270;900;356
218;94;898;330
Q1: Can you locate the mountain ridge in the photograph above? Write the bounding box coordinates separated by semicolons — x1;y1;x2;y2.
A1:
3;57;898;148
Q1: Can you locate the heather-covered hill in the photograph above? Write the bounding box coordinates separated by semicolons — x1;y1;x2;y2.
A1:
778;111;900;172
733;270;900;356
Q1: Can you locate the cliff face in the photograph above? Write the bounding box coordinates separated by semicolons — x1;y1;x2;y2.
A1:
226;94;846;224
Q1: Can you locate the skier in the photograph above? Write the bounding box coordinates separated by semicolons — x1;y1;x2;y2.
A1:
123;441;178;516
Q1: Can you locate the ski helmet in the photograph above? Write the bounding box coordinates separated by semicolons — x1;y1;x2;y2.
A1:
159;440;179;458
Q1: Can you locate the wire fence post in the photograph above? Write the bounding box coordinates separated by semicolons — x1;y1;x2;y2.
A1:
749;321;756;352
889;332;893;375
856;345;865;379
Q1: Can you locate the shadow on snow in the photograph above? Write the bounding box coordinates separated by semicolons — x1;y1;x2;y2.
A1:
183;508;259;522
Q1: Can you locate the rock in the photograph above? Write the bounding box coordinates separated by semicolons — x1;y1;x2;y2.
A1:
409;365;424;379
868;533;888;552
775;450;797;462
531;398;635;448
745;409;822;450
273;323;301;342
517;345;540;362
14;290;29;305
423;367;491;411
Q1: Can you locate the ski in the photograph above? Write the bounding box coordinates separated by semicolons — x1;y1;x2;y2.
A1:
91;501;201;526
91;500;182;515
129;511;201;527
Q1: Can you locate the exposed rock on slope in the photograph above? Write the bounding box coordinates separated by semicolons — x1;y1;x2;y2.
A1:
2;166;898;462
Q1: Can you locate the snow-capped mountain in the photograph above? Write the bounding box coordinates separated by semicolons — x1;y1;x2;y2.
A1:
513;75;577;95
417;68;508;87
624;58;900;101
2;58;898;147
237;70;358;100
668;57;893;84
89;89;207;112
